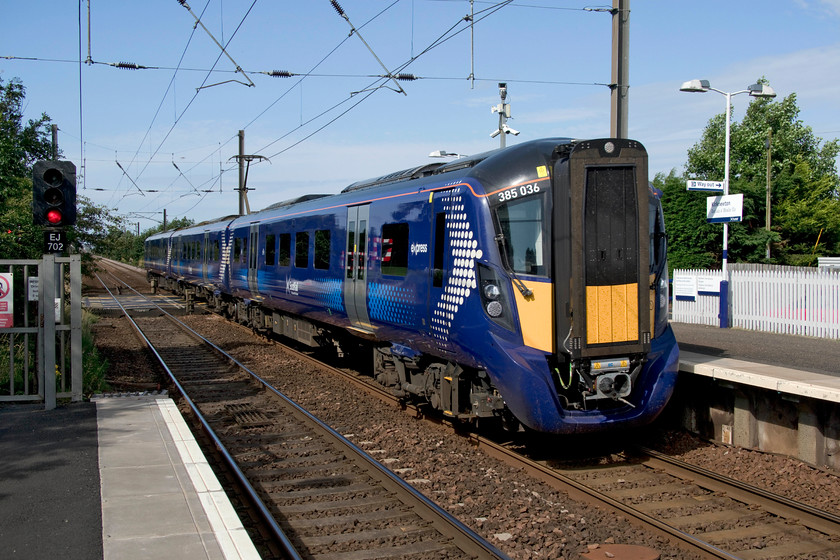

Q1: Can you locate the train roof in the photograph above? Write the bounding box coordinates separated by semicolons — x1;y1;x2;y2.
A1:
155;137;632;233
145;214;239;242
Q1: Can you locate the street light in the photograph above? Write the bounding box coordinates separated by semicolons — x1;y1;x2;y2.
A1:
680;79;777;328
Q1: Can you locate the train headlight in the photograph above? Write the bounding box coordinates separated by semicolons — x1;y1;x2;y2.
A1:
486;301;503;318
477;263;515;331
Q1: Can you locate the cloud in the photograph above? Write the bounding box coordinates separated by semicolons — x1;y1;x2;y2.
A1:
796;0;840;17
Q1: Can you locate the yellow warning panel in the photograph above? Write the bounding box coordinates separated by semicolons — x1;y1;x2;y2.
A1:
512;279;553;352
585;283;638;344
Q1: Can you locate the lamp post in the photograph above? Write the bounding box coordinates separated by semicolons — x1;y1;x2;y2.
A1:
680;79;776;327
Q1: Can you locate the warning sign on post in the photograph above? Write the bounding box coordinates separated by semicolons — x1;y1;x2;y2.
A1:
0;273;13;328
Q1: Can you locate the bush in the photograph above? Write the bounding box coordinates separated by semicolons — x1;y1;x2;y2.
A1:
82;311;109;395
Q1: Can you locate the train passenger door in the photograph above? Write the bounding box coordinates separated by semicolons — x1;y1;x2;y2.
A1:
344;205;372;331
247;223;259;295
202;231;209;282
166;236;173;276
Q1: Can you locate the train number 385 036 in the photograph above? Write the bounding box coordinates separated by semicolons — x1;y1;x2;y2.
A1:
497;183;541;202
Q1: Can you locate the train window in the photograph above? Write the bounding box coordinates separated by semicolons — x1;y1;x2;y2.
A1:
314;230;330;270
214;240;220;261
265;234;276;266
278;233;291;267
381;223;409;277
495;195;547;276
346;222;355;279
234;237;242;261
358;221;367;280
295;232;309;268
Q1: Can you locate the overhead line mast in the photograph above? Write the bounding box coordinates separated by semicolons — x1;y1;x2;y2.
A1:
610;0;629;138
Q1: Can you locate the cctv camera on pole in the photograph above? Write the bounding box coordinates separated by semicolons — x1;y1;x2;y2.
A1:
490;82;519;148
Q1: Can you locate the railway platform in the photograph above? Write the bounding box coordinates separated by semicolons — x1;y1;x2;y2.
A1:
1;323;839;559
670;322;840;470
0;393;260;560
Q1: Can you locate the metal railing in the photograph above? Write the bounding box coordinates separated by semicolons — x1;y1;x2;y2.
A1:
672;264;840;339
1;255;82;408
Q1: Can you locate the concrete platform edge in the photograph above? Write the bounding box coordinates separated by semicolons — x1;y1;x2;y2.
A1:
94;395;260;560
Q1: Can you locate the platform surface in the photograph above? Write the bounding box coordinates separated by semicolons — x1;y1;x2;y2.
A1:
0;396;260;560
673;321;840;401
96;395;260;560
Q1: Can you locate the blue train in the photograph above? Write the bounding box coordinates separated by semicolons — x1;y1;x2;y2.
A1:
145;137;679;434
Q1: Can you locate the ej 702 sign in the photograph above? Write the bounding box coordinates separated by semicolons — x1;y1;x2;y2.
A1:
44;230;65;254
707;193;744;223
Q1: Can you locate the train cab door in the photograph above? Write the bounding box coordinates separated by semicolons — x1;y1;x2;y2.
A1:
344;205;372;332
202;231;209;282
247;223;260;296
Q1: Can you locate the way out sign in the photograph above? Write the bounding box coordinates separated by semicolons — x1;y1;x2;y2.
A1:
0;273;12;328
687;179;724;192
707;193;744;223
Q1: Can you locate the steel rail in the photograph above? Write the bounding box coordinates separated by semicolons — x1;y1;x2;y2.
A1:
95;266;509;560
207;323;739;560
636;445;840;537
97;259;840;559
93;272;303;560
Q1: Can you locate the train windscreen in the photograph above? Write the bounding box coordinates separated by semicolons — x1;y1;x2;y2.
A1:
494;192;549;277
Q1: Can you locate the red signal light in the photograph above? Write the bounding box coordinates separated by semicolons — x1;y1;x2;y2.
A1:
46;208;63;225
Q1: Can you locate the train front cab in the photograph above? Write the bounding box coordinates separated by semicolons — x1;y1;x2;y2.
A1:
492;139;678;434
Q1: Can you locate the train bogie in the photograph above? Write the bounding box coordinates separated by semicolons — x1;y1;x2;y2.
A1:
146;137;679;435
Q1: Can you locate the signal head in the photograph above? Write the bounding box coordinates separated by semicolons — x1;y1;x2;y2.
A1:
32;160;77;227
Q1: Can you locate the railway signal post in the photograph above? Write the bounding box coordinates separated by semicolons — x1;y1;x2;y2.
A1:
32;160;77;228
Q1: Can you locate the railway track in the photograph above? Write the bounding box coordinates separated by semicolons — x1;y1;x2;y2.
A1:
97;259;840;559
92;271;509;560
473;440;840;560
266;345;840;559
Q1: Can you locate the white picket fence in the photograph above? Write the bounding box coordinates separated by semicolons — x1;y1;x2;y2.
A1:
672;265;840;339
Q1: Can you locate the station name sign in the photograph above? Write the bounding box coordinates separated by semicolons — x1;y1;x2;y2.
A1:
707;193;744;223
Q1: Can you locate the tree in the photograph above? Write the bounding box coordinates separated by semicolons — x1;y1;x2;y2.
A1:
0;77;55;199
654;170;720;270
89;215;194;266
662;83;839;269
0;76;181;265
772;158;840;264
0;77;58;260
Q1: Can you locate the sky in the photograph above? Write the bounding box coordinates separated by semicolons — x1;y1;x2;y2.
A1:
2;0;840;229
